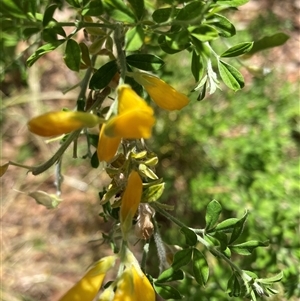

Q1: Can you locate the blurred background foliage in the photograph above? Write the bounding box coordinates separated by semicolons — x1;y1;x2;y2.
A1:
1;0;299;300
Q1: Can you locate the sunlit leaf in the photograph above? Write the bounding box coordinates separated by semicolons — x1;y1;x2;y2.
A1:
192;248;209;286
221;42;253;57
156;267;184;283
218;60;244;91
205;199;222;230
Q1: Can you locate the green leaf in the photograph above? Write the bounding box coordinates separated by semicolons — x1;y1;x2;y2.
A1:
27;40;65;67
126;54;164;71
247;32;290;55
191;50;200;82
28;191;62;209
230;240;269;255
79;42;91;66
64;39;81;72
176;1;205;22
192;248;209;286
180;227;197;246
43;4;58;26
216;0;249;6
156;267;184;283
89;60;118;90
211;218;239;233
65;0;81;8
125;25;144;51
158;34;187;54
103;0;136;22
190;25;219;42
141;183;165;203
207;13;236;37
258;272;283;285
221;42;253;57
154;284;182;300
127;0;144;20
152;7;179;23
91;151;99;168
2;0;27;18
171;248;193;270
205;199;222;230
227;272;246;297
23;27;41;39
88;134;99;148
229;211;248;244
218;60;244;91
82;0;103;16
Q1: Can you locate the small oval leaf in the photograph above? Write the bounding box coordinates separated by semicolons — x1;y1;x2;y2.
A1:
221;42;253;57
218;60;244;91
64;39;81;71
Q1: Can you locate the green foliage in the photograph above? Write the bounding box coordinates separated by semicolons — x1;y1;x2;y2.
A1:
1;0;297;300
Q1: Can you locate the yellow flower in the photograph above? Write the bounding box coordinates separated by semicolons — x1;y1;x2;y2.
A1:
104;85;155;139
132;72;189;111
113;264;155;301
97;124;121;162
120;170;143;240
59;255;116;301
27;111;102;137
97;85;155;162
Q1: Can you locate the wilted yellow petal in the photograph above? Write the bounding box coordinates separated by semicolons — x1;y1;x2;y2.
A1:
28;111;102;137
97;124;121;162
117;84;153;115
133;73;189;111
105;110;155;139
59;255;116;301
120;171;143;240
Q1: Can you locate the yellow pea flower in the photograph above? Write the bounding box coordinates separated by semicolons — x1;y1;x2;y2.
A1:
97;124;121;162
104;85;155;139
28;111;102;137
120;170;143;240
132;72;189;111
59;255;116;301
113;265;155;301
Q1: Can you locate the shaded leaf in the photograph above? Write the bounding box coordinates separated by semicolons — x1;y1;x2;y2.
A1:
190;25;219;42
176;1;205;22
229;211;248;244
171;248;192;270
127;0;144;20
154;284;182;300
82;0;103;16
211;218;239;233
126;54;164;71
103;0;135;22
89;60;118;90
180;227;197;246
152;7;179;23
91;151;99;168
43;4;58;26
64;39;81;71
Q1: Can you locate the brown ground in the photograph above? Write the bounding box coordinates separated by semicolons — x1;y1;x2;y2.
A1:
1;1;299;300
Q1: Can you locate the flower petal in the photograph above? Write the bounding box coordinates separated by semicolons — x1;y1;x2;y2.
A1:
97;124;121;162
59;255;116;301
120;171;143;240
133;72;189;111
117;84;153;115
28;111;102;137
105;110;155;139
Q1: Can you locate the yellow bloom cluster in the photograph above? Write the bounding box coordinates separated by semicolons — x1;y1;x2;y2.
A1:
97;84;155;162
59;248;155;301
